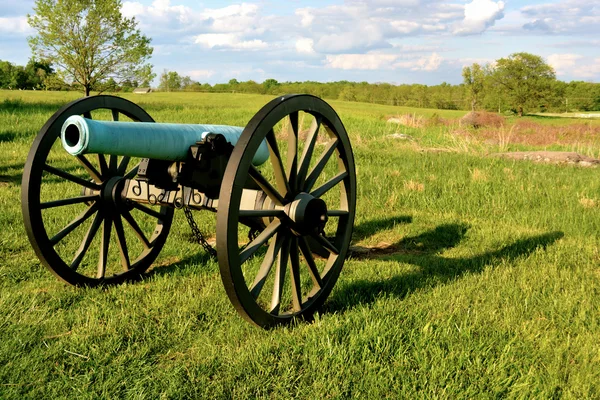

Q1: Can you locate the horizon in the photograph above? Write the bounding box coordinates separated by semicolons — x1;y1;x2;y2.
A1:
0;0;598;86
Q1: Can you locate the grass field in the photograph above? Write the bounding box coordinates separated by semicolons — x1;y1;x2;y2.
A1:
1;90;600;398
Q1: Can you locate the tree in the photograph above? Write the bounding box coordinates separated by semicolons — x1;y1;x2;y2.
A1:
28;0;154;96
158;70;182;91
25;58;54;89
490;52;556;116
462;63;485;111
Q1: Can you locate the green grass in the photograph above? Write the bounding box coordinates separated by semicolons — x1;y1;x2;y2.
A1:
1;90;599;398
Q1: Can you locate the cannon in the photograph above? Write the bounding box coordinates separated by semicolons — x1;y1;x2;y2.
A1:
21;94;356;327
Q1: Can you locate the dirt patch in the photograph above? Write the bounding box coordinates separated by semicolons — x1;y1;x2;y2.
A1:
473;120;600;147
349;243;402;259
492;151;600;167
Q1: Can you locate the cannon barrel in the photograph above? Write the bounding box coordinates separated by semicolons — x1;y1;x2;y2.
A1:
60;116;269;165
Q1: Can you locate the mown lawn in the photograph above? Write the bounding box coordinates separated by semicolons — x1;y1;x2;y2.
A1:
1;90;599;398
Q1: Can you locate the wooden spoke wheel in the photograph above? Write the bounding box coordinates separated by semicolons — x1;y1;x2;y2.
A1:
217;94;356;327
22;95;173;286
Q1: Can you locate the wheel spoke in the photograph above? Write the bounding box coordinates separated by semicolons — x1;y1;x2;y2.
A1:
238;209;286;218
287;111;298;193
40;195;98;209
249;165;286;206
43;164;100;190
239;219;281;264
124;164;139;180
298;236;323;289
303;139;338;192
121;208;151;249
327;210;349;217
249;232;284;299
49;204;99;246
111;109;119;121
297;116;321;189
76;155;102;183
266;129;290;196
97;216;112;279
83;111;92;119
113;215;131;271
117;156;131;176
109;155;118;173
71;210;103;271
311;171;348;199
289;237;303;312
310;233;339;255
98;154;109;176
270;235;291;314
131;202;164;220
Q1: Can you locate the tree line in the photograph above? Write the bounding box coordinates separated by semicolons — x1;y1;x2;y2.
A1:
156;60;600;114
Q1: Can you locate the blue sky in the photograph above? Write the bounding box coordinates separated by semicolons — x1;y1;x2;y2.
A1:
0;0;598;85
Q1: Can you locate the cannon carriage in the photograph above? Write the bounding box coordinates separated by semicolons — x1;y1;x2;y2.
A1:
21;94;356;328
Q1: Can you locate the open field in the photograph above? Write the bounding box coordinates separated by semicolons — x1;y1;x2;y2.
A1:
1;90;599;398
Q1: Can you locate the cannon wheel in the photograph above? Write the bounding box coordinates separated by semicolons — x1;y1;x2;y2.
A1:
22;95;173;286
217;94;356;327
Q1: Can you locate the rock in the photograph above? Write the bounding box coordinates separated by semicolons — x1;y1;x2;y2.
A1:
492;151;600;167
387;133;414;140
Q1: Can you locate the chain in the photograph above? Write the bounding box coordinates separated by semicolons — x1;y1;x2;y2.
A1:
183;206;218;259
183;206;261;259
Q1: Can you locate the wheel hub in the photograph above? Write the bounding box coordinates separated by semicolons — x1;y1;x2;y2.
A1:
284;192;328;236
101;175;126;210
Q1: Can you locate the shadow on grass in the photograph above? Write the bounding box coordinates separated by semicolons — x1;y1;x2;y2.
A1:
353;215;413;241
146;250;217;278
327;226;563;312
0;98;70;115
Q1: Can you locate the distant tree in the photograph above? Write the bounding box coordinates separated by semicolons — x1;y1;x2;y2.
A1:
462;63;486;111
262;78;279;94
158;70;182;91
181;75;195;90
24;59;54;89
27;0;154;96
489;53;556;116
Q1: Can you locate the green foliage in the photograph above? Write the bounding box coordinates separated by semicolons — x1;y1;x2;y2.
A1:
27;0;154;96
158;70;182;92
489;53;556;116
462;63;485;110
0;59;57;90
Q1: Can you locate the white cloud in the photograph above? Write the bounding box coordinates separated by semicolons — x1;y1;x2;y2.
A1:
520;0;599;35
547;53;600;79
0;16;32;34
325;53;398;70
295;38;314;54
395;53;443;71
453;0;505;35
195;33;268;50
186;69;215;80
122;0;192;22
295;8;314;27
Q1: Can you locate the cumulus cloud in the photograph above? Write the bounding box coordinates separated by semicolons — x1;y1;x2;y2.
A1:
295;38;315;54
547;53;600;79
325;52;443;72
453;0;505;35
195;33;267;50
0;16;32;34
520;0;599;35
395;53;443;71
186;70;215;80
325;53;398;70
